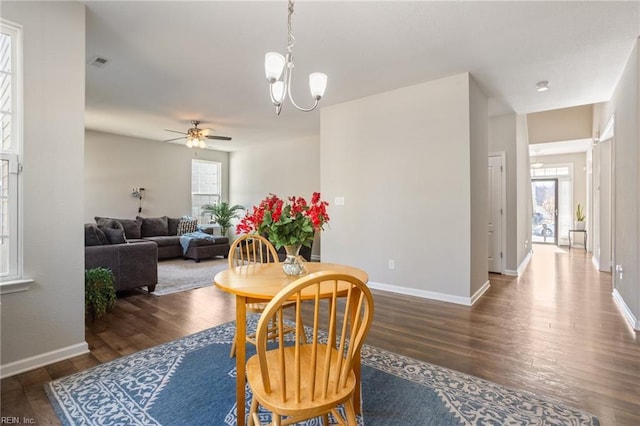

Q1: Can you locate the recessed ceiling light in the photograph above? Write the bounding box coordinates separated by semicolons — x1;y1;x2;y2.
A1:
536;81;549;92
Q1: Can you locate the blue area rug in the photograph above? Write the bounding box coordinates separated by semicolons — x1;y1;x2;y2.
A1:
45;319;598;425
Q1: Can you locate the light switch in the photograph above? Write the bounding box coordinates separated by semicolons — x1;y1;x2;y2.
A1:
334;197;345;206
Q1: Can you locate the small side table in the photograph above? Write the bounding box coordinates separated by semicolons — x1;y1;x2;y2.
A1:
568;229;587;250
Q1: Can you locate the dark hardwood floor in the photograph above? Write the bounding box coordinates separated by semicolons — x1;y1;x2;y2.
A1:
2;244;639;425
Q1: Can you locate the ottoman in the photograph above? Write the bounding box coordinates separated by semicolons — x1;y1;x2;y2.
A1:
183;236;230;262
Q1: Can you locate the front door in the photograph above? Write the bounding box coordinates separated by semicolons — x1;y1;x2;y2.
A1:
531;179;558;245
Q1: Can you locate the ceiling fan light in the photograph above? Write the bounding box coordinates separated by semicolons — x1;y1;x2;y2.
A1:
198;139;206;149
186;139;193;148
309;72;327;100
265;52;286;82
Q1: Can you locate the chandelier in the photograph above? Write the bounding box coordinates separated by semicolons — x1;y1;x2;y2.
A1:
264;0;327;115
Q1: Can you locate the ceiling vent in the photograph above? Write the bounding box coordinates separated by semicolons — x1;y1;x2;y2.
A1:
89;56;111;68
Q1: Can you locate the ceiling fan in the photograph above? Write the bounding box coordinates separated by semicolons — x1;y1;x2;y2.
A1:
164;120;232;148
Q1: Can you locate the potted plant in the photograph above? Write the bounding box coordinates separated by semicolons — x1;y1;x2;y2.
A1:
202;201;245;237
236;192;330;275
85;267;117;321
575;203;586;230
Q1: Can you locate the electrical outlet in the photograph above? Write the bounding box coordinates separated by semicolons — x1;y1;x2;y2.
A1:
388;259;395;270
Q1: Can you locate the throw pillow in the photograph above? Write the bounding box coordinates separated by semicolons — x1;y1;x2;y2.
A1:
177;218;198;235
84;224;105;246
95;217;143;239
100;226;127;244
138;216;169;237
167;217;181;236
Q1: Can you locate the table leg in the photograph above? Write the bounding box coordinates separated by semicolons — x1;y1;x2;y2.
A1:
236;295;247;426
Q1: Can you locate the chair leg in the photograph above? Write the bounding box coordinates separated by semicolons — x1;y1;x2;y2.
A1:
343;399;358;426
248;397;259;426
322;413;330;425
229;334;237;358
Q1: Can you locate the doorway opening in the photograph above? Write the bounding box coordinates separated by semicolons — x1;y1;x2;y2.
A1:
531;178;558;245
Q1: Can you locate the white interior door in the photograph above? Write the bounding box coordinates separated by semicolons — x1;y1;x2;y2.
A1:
488;155;504;273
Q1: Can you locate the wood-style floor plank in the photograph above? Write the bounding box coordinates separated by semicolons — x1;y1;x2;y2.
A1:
1;244;638;425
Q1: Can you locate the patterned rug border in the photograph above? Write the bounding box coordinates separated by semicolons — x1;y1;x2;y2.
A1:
45;320;599;425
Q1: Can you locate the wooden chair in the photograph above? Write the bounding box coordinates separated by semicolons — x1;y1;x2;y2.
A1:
228;234;299;358
246;271;375;426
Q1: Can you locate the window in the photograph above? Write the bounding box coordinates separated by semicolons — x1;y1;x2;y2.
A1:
191;160;221;223
0;20;22;282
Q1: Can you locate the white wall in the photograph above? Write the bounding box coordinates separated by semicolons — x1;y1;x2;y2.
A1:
320;73;487;304
489;114;518;271
516;115;533;267
1;2;87;377
469;76;489;295
229;135;321;255
597;39;640;329
84;130;229;222
528;105;593;144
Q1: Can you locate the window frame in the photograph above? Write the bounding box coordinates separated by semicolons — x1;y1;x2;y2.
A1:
191;159;222;224
0;19;29;293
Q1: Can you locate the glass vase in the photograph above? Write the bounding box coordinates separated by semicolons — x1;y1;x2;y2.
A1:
282;244;307;276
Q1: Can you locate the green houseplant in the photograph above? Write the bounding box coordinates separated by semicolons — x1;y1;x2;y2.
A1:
201;201;245;236
575;203;586;230
85;267;117;321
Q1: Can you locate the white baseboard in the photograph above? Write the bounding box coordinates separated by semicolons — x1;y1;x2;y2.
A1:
0;341;89;379
310;254;321;262
591;255;600;270
368;280;489;306
612;288;640;331
504;249;533;276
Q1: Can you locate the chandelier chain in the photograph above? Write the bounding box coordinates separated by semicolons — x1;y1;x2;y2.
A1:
287;0;295;54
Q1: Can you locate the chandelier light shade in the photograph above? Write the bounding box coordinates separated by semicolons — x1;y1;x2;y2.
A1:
265;0;327;115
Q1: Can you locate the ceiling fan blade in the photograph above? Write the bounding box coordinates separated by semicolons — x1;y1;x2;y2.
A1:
206;135;232;141
164;129;187;135
163;136;186;143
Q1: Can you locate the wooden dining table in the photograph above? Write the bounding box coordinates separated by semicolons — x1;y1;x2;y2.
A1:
214;262;369;426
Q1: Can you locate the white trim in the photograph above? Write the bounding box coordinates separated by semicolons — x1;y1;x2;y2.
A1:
310;254;321;262
612;288;640;331
0;342;89;379
470;280;491;305
504;248;533;276
368;280;490;306
591;255;600;271
600;115;614;142
0;278;33;294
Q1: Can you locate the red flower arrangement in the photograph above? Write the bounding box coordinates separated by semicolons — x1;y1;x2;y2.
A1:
236;192;330;249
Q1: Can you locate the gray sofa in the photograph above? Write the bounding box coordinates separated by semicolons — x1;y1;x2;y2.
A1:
85;239;158;293
85;216;231;292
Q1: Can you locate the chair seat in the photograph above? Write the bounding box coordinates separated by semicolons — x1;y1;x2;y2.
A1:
246;344;356;417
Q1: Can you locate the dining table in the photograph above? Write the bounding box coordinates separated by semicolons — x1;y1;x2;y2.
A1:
214;261;369;426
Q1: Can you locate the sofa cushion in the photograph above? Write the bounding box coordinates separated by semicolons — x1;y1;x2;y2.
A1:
168;217;181;236
143;235;181;247
101;227;127;244
138;216;169;237
177;218;198;235
96;217;143;239
84;224;107;246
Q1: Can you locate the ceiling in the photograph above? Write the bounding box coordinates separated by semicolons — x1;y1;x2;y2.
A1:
84;1;640;152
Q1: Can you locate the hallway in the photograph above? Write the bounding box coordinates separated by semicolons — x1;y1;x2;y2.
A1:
366;243;639;425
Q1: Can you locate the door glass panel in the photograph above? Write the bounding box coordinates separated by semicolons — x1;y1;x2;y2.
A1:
531;179;557;244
